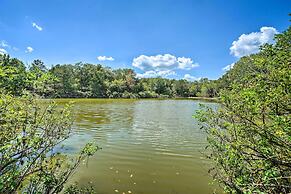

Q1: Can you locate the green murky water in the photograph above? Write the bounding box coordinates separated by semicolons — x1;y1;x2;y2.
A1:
55;99;218;194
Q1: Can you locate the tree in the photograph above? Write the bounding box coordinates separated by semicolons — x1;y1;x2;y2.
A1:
28;60;56;97
189;81;201;97
50;64;79;97
0;93;99;193
174;79;190;97
194;78;218;98
0;55;28;96
195;27;291;193
151;78;173;97
30;60;47;76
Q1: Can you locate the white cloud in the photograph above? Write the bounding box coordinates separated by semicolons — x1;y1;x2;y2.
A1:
0;48;7;55
32;22;43;31
0;40;10;48
183;74;201;81
222;63;235;71
133;54;198;71
0;40;9;55
97;56;115;61
132;54;199;78
177;57;199;70
136;70;176;78
0;40;18;53
230;27;278;58
25;46;34;53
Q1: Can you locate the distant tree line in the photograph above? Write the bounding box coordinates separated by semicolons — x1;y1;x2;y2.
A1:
0;56;220;98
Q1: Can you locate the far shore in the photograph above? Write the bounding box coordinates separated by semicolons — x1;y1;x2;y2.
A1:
186;96;219;101
38;96;219;102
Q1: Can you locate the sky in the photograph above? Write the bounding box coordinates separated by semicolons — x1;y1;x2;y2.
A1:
0;0;290;80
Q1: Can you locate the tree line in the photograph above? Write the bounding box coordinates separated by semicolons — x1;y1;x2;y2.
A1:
0;56;220;98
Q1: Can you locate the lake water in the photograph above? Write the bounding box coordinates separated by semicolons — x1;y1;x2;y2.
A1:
55;99;218;194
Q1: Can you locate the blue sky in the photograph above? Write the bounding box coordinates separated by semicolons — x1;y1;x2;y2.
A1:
0;0;290;80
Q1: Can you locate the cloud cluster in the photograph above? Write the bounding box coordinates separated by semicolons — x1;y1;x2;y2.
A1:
0;48;7;55
222;63;235;71
25;46;34;53
97;56;114;61
0;40;9;55
136;70;176;78
183;74;201;81
133;54;198;71
32;22;43;31
230;27;278;57
0;40;10;48
133;54;199;78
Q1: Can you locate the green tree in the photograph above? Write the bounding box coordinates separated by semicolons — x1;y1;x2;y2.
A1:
0;93;99;193
152;78;173;97
174;79;190;97
195;27;291;193
50;64;79;97
30;59;47;76
189;81;201;97
28;60;56;97
0;55;28;96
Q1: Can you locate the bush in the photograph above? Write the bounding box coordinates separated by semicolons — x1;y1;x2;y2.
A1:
0;93;99;193
195;28;291;193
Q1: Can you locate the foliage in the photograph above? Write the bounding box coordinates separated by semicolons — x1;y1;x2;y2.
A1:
64;183;95;194
0;55;28;96
0;55;219;99
0;93;100;193
195;27;291;193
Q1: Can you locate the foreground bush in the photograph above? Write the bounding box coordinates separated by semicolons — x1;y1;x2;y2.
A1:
196;28;291;193
0;93;99;193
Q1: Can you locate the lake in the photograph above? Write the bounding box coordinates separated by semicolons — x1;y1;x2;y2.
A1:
55;99;218;194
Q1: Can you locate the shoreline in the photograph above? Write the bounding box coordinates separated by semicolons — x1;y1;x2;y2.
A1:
38;96;219;102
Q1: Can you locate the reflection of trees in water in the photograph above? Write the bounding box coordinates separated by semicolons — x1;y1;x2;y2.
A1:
74;107;111;127
70;99;136;139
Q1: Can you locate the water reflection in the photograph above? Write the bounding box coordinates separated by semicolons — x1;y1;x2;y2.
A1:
54;99;218;194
